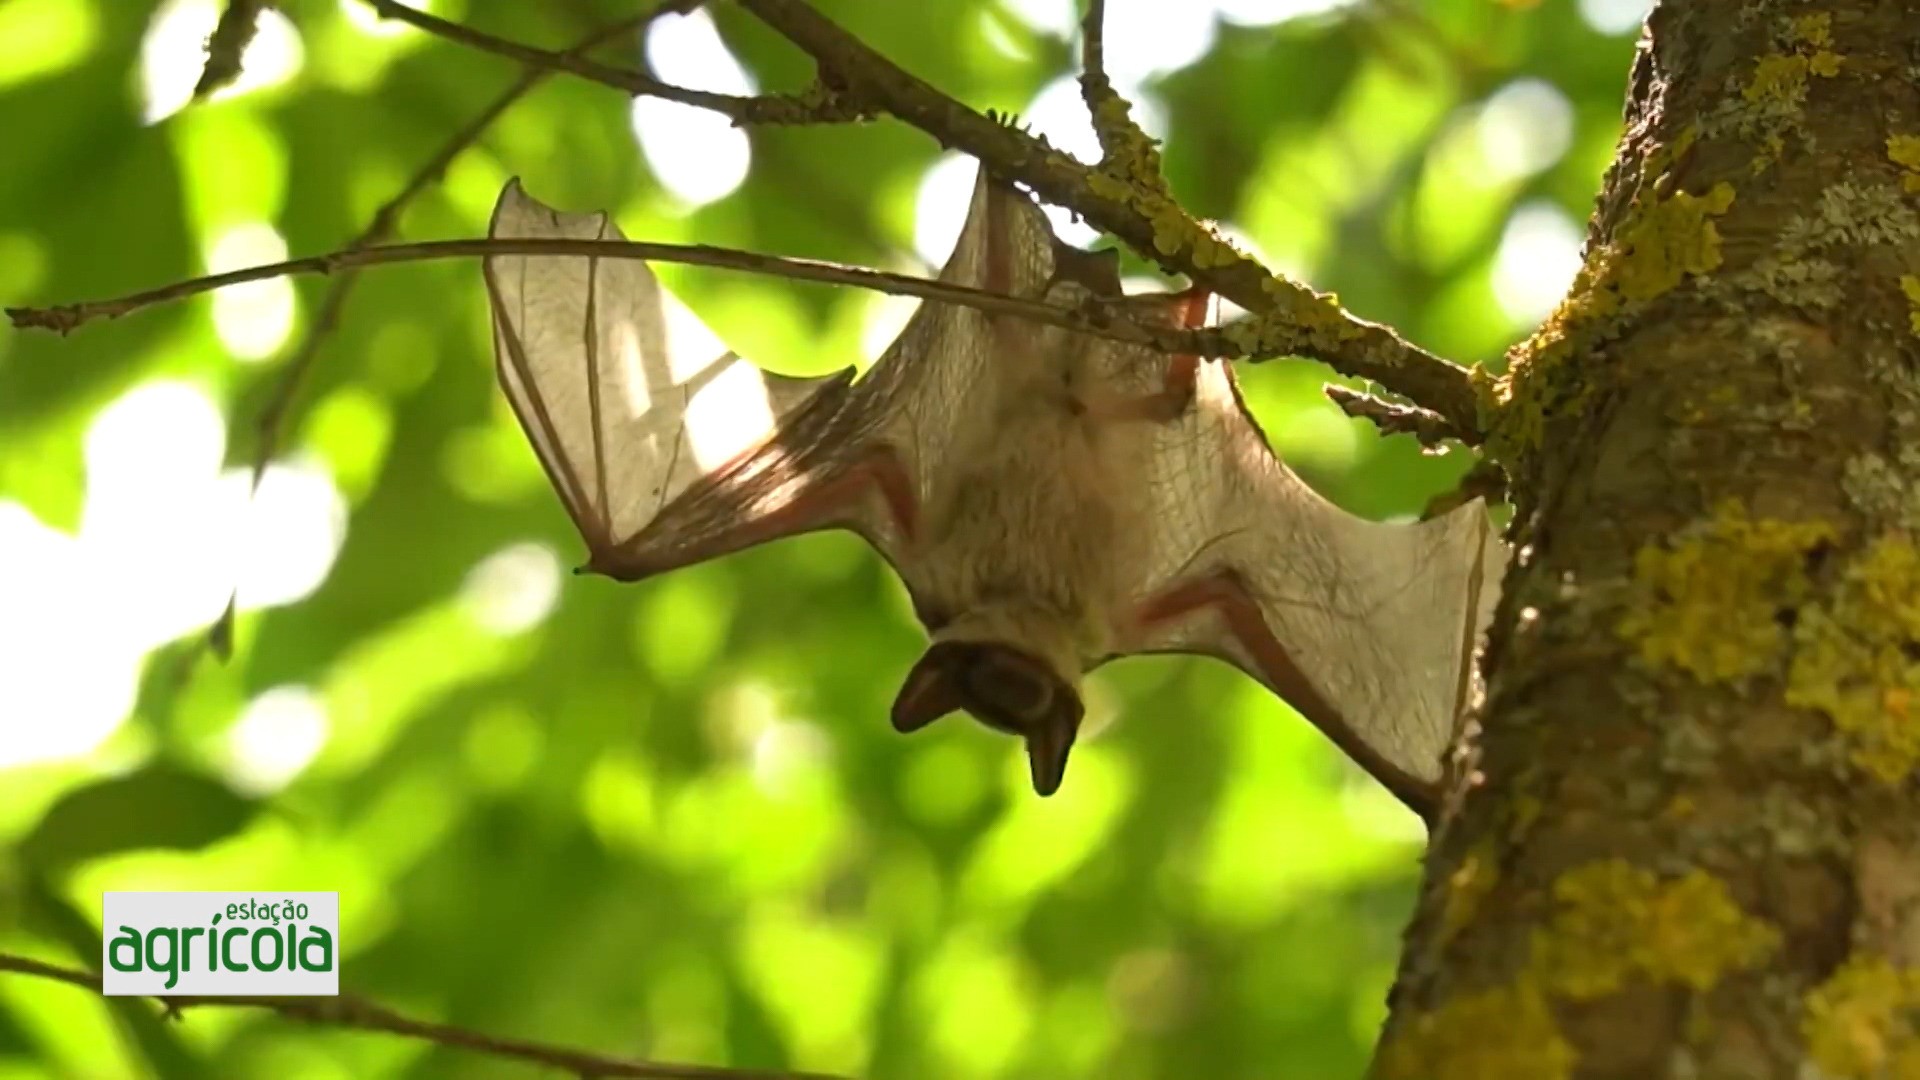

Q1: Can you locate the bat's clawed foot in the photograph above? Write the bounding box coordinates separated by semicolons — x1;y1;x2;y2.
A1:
890;641;1086;797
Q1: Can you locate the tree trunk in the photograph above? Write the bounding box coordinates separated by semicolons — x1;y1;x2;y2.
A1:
1375;3;1920;1077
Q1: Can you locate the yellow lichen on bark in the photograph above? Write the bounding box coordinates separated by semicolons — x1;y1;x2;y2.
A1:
1375;981;1574;1080
1734;12;1844;174
1084;94;1246;271
1787;534;1920;783
1485;123;1731;460
1440;842;1501;940
1901;276;1920;335
1382;860;1778;1077
1619;501;1920;783
1888;136;1920;193
1217;275;1359;357
1530;860;1781;999
1079;90;1354;355
1803;956;1920;1079
1746;55;1817;107
1790;12;1834;48
1614;183;1737;302
1617;501;1836;683
1744;13;1843;107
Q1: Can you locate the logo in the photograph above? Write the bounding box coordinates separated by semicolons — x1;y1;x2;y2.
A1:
102;892;338;995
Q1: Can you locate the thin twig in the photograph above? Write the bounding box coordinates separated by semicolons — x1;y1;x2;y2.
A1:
0;953;842;1080
1325;385;1472;447
1075;0;1152;165
729;0;1482;439
6;236;1251;360
1080;0;1108;93
194;0;268;99
362;0;871;126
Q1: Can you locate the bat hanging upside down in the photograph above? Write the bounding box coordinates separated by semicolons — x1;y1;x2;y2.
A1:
482;166;1504;817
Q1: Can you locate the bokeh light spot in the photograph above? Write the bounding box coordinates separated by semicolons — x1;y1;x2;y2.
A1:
1493;201;1585;327
223;685;329;795
207;222;297;362
912;153;981;268
632;11;752;208
0;379;347;769
1578;0;1654;35
460;542;562;635
1477;78;1575;182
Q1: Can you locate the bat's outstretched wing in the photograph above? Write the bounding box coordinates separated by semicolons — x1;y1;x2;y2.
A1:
1117;300;1507;816
483;168;1057;583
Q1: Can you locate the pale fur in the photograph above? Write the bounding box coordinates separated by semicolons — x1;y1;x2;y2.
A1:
905;285;1161;691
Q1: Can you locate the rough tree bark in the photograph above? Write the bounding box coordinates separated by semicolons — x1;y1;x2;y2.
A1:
1378;2;1920;1077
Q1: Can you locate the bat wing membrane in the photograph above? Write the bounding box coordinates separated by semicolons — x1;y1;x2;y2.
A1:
484;168;1059;584
486;178;869;577
1122;313;1505;813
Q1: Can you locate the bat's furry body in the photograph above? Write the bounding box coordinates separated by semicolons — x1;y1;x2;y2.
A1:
484;168;1504;812
905;289;1161;677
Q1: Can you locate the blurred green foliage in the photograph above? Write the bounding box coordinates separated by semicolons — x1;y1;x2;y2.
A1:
0;0;1640;1077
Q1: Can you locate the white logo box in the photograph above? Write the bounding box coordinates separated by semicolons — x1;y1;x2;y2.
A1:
102;892;339;996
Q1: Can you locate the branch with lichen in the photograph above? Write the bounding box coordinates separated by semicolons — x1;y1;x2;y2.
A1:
733;0;1481;438
1325;385;1473;447
0;952;840;1080
16;0;1484;441
1076;0;1144;166
3;234;1473;391
366;0;1481;439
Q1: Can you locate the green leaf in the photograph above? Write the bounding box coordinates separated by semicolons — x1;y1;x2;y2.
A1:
18;766;257;875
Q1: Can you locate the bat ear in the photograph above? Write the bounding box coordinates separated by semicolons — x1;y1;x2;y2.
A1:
891;649;966;732
1025;703;1082;797
1046;243;1123;298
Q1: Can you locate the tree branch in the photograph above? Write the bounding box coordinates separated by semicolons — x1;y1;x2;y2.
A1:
0;953;840;1080
1079;0;1109;96
1076;0;1149;166
193;0;268;100
5;237;1259;362
1324;385;1471;447
728;0;1482;439
361;0;872;126
11;0;1485;439
341;0;1481;437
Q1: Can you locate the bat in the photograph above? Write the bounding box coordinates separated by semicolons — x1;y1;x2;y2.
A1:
482;166;1506;816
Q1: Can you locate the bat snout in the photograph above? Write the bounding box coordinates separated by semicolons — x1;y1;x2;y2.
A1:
962;647;1058;728
889;641;1085;798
